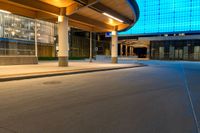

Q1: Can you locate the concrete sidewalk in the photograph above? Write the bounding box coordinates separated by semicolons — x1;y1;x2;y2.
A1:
0;61;144;82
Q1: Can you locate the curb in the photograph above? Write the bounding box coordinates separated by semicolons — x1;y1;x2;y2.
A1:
0;64;146;82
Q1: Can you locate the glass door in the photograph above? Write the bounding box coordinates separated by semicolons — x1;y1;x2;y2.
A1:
175;48;183;60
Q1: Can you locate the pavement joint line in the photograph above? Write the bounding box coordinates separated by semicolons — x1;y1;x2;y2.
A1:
180;62;200;133
0;65;146;82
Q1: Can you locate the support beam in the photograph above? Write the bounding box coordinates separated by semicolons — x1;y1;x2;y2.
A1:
0;1;36;18
130;47;132;56
6;0;60;16
91;3;133;24
58;16;69;67
67;0;100;16
132;47;134;56
69;20;93;31
111;31;118;63
69;14;114;31
0;1;57;21
147;45;150;59
74;0;98;5
125;45;128;57
120;44;123;56
67;3;82;16
133;46;135;56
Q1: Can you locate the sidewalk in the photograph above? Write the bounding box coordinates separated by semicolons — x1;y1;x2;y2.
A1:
0;61;145;82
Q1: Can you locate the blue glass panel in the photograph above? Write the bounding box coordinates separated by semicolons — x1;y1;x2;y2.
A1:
119;0;200;35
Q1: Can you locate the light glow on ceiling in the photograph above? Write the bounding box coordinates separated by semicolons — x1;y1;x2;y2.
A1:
58;16;64;23
0;9;11;14
102;12;124;23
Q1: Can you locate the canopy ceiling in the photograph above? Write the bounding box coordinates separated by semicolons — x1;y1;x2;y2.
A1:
0;0;139;32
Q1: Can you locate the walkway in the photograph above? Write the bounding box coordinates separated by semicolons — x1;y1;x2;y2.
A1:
0;61;143;81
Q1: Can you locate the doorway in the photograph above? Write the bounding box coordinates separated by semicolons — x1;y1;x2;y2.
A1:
134;47;147;58
175;49;183;60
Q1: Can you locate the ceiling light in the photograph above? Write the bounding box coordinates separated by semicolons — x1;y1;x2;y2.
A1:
58;16;64;23
102;12;124;23
112;31;117;35
0;9;11;14
11;31;15;36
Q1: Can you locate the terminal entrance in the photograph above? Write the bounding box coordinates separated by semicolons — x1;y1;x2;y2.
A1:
134;47;147;58
150;40;200;61
118;40;150;59
174;49;183;60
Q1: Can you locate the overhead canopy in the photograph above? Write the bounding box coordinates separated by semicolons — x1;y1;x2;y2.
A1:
119;39;149;48
0;0;139;32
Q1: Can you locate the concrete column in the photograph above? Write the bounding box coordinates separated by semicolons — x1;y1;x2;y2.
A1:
120;44;123;56
146;45;150;58
89;32;93;62
111;31;118;63
131;47;133;56
58;16;69;67
125;45;128;57
130;46;133;56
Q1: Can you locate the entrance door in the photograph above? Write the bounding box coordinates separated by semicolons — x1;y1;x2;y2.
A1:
183;46;188;60
159;47;164;59
175;49;183;60
194;46;200;60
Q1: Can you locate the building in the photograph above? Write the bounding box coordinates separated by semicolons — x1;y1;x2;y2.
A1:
0;0;139;66
0;12;56;65
119;0;200;61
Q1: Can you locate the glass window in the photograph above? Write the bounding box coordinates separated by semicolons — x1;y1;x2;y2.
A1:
0;12;56;56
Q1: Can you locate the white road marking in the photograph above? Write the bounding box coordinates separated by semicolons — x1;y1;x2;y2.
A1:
180;62;200;133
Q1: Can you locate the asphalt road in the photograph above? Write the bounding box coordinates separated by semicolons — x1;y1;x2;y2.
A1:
0;61;199;133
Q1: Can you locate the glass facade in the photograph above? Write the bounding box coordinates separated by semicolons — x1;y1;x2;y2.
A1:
69;30;110;58
119;0;200;35
0;12;56;56
150;40;200;60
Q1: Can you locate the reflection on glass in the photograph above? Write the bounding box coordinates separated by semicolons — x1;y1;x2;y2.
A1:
0;12;56;56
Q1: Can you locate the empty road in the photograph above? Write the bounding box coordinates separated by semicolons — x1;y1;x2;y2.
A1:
0;61;199;133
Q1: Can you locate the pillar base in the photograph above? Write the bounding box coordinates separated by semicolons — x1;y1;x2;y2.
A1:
112;57;118;64
58;56;68;67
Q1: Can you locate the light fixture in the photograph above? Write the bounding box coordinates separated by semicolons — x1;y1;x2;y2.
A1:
0;9;11;14
58;16;64;23
11;31;15;36
112;31;117;35
102;12;124;23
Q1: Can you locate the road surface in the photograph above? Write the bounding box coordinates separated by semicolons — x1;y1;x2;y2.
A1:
0;61;199;133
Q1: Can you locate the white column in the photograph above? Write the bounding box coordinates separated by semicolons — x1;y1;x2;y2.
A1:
125;45;128;57
89;32;93;62
131;47;133;56
58;16;69;66
120;44;123;56
147;45;150;59
35;20;38;57
111;31;118;63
